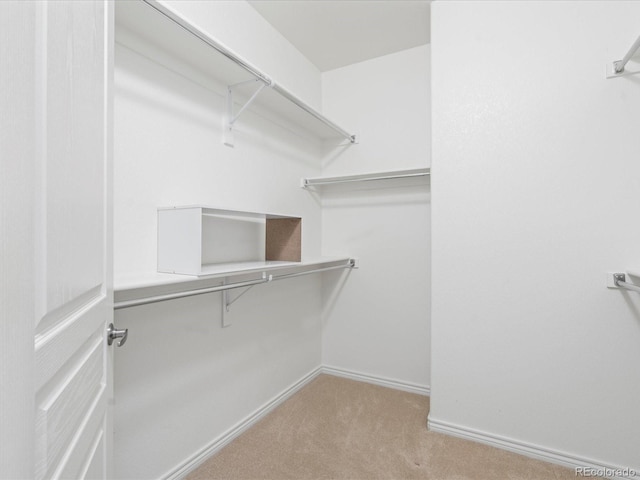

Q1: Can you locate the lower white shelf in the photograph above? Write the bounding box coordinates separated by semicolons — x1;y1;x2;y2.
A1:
114;257;355;309
199;260;298;277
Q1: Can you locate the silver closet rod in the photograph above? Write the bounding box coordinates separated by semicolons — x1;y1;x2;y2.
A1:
114;260;355;310
141;0;356;143
613;273;640;294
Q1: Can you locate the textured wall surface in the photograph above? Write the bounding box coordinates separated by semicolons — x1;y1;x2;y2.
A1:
431;1;640;471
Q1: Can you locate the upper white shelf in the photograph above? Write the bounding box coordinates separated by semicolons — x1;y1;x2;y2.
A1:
302;168;430;189
115;0;356;144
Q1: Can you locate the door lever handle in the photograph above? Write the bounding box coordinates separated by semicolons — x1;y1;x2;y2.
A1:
107;323;128;347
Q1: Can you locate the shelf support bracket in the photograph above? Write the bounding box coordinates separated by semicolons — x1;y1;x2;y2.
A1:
224;79;269;148
221;272;271;327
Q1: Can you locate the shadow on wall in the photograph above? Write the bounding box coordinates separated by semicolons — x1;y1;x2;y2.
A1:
621;292;640;327
321;267;355;329
116;42;328;167
322;140;357;170
319;183;431;208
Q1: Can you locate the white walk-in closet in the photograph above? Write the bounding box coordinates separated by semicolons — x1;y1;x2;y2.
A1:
1;1;639;479
113;1;429;477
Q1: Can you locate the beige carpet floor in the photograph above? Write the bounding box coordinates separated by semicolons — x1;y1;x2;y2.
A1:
186;374;585;480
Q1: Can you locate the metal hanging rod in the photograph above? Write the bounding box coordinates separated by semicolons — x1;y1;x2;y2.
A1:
114;260;355;310
613;273;640;294
140;0;356;144
220;259;355;327
613;34;640;74
271;259;355;280
114;276;272;310
302;168;430;188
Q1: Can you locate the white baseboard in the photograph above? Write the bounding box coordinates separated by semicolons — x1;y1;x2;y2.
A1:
163;365;429;479
164;366;323;480
428;416;637;480
321;365;430;396
163;369;635;480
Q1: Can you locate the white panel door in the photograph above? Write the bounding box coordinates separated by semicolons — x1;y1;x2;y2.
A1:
33;1;113;479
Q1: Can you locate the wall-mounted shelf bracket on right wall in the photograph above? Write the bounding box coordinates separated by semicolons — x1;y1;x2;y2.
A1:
608;272;640;294
302;167;430;189
606;33;640;78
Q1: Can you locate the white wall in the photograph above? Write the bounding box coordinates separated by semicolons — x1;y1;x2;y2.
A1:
0;2;35;478
321;45;430;176
321;46;431;391
113;2;327;478
431;1;640;472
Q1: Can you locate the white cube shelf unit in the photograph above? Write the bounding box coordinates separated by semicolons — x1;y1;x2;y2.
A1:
158;206;302;276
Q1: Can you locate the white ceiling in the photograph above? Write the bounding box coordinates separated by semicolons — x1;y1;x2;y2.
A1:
248;0;430;72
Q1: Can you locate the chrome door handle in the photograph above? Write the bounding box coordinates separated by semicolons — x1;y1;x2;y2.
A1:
107;323;128;347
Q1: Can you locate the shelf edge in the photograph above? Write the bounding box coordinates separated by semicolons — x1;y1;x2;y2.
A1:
302;167;430;188
114;257;353;304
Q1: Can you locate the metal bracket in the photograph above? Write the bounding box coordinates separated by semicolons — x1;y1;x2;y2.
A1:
610;272;640;295
606;61;640;78
221;272;271;327
223;78;269;147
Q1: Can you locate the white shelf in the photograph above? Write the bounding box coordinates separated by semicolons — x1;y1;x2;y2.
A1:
114;256;353;305
302;168;430;189
115;0;355;144
159;205;297;220
199;260;296;277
